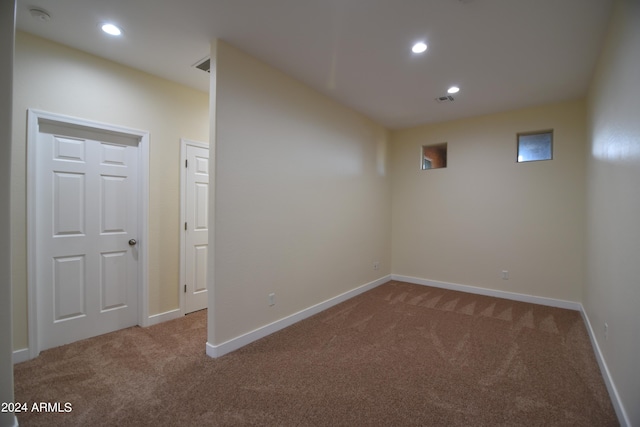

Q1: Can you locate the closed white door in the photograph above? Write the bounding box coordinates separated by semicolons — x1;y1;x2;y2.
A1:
35;125;140;351
183;143;209;313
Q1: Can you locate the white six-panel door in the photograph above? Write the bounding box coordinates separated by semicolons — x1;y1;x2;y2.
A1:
35;124;140;351
182;141;209;313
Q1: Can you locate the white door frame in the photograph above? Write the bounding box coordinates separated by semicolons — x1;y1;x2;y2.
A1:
179;138;208;314
26;109;150;359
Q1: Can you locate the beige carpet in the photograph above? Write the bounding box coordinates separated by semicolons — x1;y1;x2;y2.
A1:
14;281;617;426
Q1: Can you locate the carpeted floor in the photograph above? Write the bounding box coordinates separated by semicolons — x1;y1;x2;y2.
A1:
14;281;618;426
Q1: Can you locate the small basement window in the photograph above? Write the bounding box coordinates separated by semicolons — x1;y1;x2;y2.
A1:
517;130;553;162
422;143;447;170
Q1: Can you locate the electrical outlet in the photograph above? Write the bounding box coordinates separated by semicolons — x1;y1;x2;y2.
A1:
501;270;509;280
604;322;608;341
373;261;380;271
268;293;275;307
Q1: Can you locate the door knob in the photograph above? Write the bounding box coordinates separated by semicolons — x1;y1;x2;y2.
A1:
129;239;137;246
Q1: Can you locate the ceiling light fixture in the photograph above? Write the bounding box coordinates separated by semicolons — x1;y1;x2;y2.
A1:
412;42;427;54
447;86;460;94
101;23;122;36
29;8;51;22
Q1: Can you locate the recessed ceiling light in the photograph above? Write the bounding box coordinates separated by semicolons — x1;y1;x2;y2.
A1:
101;23;122;36
412;42;427;54
447;86;460;94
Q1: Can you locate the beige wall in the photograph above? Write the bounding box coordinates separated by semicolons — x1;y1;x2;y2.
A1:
390;100;586;302
12;32;209;350
585;0;640;424
210;41;391;344
1;1;15;426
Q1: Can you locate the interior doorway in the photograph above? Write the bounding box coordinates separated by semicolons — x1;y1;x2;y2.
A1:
27;109;149;358
180;139;209;314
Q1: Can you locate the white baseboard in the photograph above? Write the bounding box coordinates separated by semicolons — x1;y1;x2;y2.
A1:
13;310;184;364
391;274;582;311
206;275;391;358
145;308;183;327
580;307;630;427
12;348;29;365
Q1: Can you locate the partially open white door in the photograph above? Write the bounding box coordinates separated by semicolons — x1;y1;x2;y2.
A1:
181;140;209;314
29;111;148;354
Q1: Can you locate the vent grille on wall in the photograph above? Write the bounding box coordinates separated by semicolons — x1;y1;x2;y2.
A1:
435;95;455;103
193;57;210;73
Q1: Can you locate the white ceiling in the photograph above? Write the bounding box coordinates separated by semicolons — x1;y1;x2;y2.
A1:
15;0;613;129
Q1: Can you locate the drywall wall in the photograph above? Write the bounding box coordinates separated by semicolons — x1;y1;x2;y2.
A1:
585;0;640;424
210;40;391;345
1;1;16;426
391;100;586;302
11;32;209;351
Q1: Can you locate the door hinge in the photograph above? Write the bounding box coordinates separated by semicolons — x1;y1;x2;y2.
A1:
184;222;187;231
184;284;187;293
185;159;188;168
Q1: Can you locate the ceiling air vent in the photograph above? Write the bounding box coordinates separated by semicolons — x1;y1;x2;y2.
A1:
193;57;210;73
436;95;455;103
